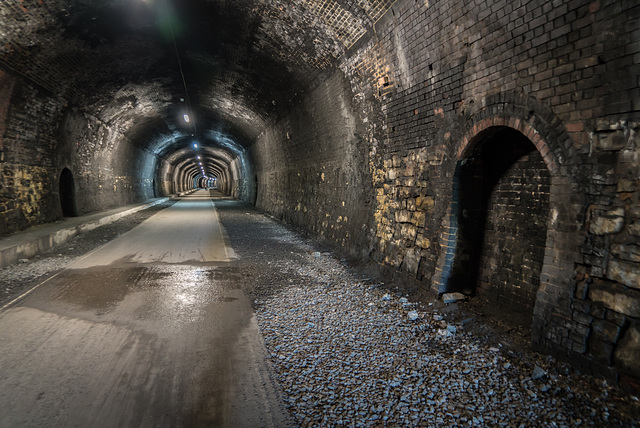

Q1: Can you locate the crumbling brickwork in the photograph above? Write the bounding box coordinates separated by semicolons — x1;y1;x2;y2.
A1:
0;78;161;235
57;107;156;215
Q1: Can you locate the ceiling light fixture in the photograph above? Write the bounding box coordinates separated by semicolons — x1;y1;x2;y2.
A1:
165;0;200;143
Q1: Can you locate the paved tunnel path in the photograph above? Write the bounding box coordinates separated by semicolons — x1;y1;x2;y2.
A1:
0;190;290;427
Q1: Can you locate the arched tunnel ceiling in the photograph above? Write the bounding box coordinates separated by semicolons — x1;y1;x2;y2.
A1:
0;0;396;159
166;144;237;181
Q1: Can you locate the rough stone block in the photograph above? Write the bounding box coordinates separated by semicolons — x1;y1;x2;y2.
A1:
406;198;416;211
614;323;640;375
588;337;614;366
572;298;591;313
595;119;624;132
610;243;640;263
411;211;426;227
395;210;411;223
605;309;627;326
401;250;420;275
617;179;638;193
415;195;435;211
628;219;640;236
591;304;606;319
571;340;587;354
607;258;640;290
415;234;430;249
594;130;626;151
573;310;593;326
592;319;622;344
589;281;640;317
589;207;625;235
630;127;640;149
442;292;465;304
400;223;417;239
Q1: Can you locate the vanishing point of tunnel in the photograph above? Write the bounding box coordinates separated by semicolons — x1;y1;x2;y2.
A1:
0;0;639;426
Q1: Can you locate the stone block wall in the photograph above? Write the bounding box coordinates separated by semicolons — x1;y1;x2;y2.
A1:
571;120;640;381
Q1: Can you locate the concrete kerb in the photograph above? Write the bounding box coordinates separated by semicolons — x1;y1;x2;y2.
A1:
0;197;170;269
177;189;199;197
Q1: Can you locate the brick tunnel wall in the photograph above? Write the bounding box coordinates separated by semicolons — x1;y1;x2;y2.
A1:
252;72;375;257
59;108;156;214
0;72;65;235
254;0;640;381
476;146;551;322
0;74;157;235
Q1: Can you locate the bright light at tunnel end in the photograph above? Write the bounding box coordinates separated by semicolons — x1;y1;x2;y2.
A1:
183;114;190;123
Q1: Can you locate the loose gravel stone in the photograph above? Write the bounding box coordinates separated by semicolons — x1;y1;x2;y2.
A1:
216;201;640;428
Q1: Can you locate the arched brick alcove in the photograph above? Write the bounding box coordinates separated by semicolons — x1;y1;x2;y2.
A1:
435;102;583;351
448;126;552;327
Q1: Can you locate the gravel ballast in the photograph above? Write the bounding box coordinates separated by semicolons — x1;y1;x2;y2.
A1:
216;199;640;427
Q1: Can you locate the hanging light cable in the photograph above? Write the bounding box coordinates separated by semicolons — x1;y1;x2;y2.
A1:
164;0;200;143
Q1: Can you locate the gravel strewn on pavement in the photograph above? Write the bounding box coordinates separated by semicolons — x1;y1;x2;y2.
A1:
216;199;640;428
0;199;177;307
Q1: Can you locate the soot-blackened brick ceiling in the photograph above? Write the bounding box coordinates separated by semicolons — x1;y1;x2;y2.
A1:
0;0;395;154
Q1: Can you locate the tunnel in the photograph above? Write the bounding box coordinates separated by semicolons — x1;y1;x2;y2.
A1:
1;0;640;425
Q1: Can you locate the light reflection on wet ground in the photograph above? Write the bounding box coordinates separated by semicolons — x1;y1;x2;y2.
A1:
23;263;244;337
0;190;291;427
69;192;235;268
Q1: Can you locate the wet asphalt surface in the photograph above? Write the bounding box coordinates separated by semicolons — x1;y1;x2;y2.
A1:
1;190;639;427
0;191;290;427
